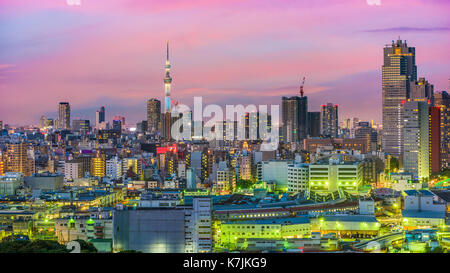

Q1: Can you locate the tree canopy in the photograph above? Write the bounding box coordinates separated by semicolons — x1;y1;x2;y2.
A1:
0;238;97;253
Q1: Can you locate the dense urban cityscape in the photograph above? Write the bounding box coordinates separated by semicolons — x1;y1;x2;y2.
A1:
0;36;449;254
1;1;450;258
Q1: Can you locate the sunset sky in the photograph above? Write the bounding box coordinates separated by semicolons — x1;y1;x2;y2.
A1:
0;0;449;126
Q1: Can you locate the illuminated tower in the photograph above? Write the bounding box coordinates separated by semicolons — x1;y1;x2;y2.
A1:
382;39;417;157
320;103;339;138
58;102;71;130
164;41;172;113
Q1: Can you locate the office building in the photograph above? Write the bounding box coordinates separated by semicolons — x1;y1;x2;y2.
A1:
287;163;309;194
410;77;434;103
96;106;105;126
147;98;161;134
57;102;71;130
281;96;308;142
355;122;377;152
309;154;362;193
429;106;441;174
91;154;106;178
402;190;446;230
113;198;212;253
0;172;24;196
434;91;450;169
106;157;122;179
65;161;82;180
72;119;90;134
5;143;33;177
382;39;417;157
320;103;338;138
122;158;142;177
303;138;367;154
403;101;429;181
307;112;321;137
258;160;290;191
219;217;310;246
24;173;64;191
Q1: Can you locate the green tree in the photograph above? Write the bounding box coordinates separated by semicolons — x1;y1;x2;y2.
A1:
0;239;68;253
119;249;142;253
390;157;399;172
74;239;98;253
237;179;253;189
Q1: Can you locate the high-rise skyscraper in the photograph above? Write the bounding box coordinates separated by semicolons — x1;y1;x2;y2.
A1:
410;78;434;104
281;82;308;143
57;102;71;130
429;106;441;174
307;112;320;137
382;39;417;157
355;121;378;152
434;90;450;169
5;143;33;176
96;106;105;126
147;99;161;134
403;101;429;180
112;119;122;131
320;103;338;138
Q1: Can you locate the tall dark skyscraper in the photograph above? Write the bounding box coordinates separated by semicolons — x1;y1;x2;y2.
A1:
57;102;71;130
382;39;417;157
96;106;105;126
281;96;308;142
320;103;338;138
281;81;308;143
307;112;320;137
147;99;161;134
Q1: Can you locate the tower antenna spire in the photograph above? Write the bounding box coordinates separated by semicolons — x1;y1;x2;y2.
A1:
166;40;169;61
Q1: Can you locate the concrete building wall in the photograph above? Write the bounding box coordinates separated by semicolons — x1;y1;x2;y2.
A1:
113;209;185;253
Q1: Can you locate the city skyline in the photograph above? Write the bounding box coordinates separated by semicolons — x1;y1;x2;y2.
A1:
1;0;450;126
1;0;450;256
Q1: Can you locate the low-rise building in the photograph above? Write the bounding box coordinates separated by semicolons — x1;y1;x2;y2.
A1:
218;217;311;246
113;197;212;253
287;163;309;194
310;215;380;238
0;172;24;196
24;172;64;191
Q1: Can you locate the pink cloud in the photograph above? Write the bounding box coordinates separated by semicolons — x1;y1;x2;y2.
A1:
0;0;449;125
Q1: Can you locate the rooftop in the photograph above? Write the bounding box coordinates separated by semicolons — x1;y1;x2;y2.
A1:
321;215;378;223
402;210;446;219
403;190;435;197
223;216;310;225
431;190;450;202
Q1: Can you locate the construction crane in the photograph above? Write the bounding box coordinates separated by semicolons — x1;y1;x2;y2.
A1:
300;76;306;97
